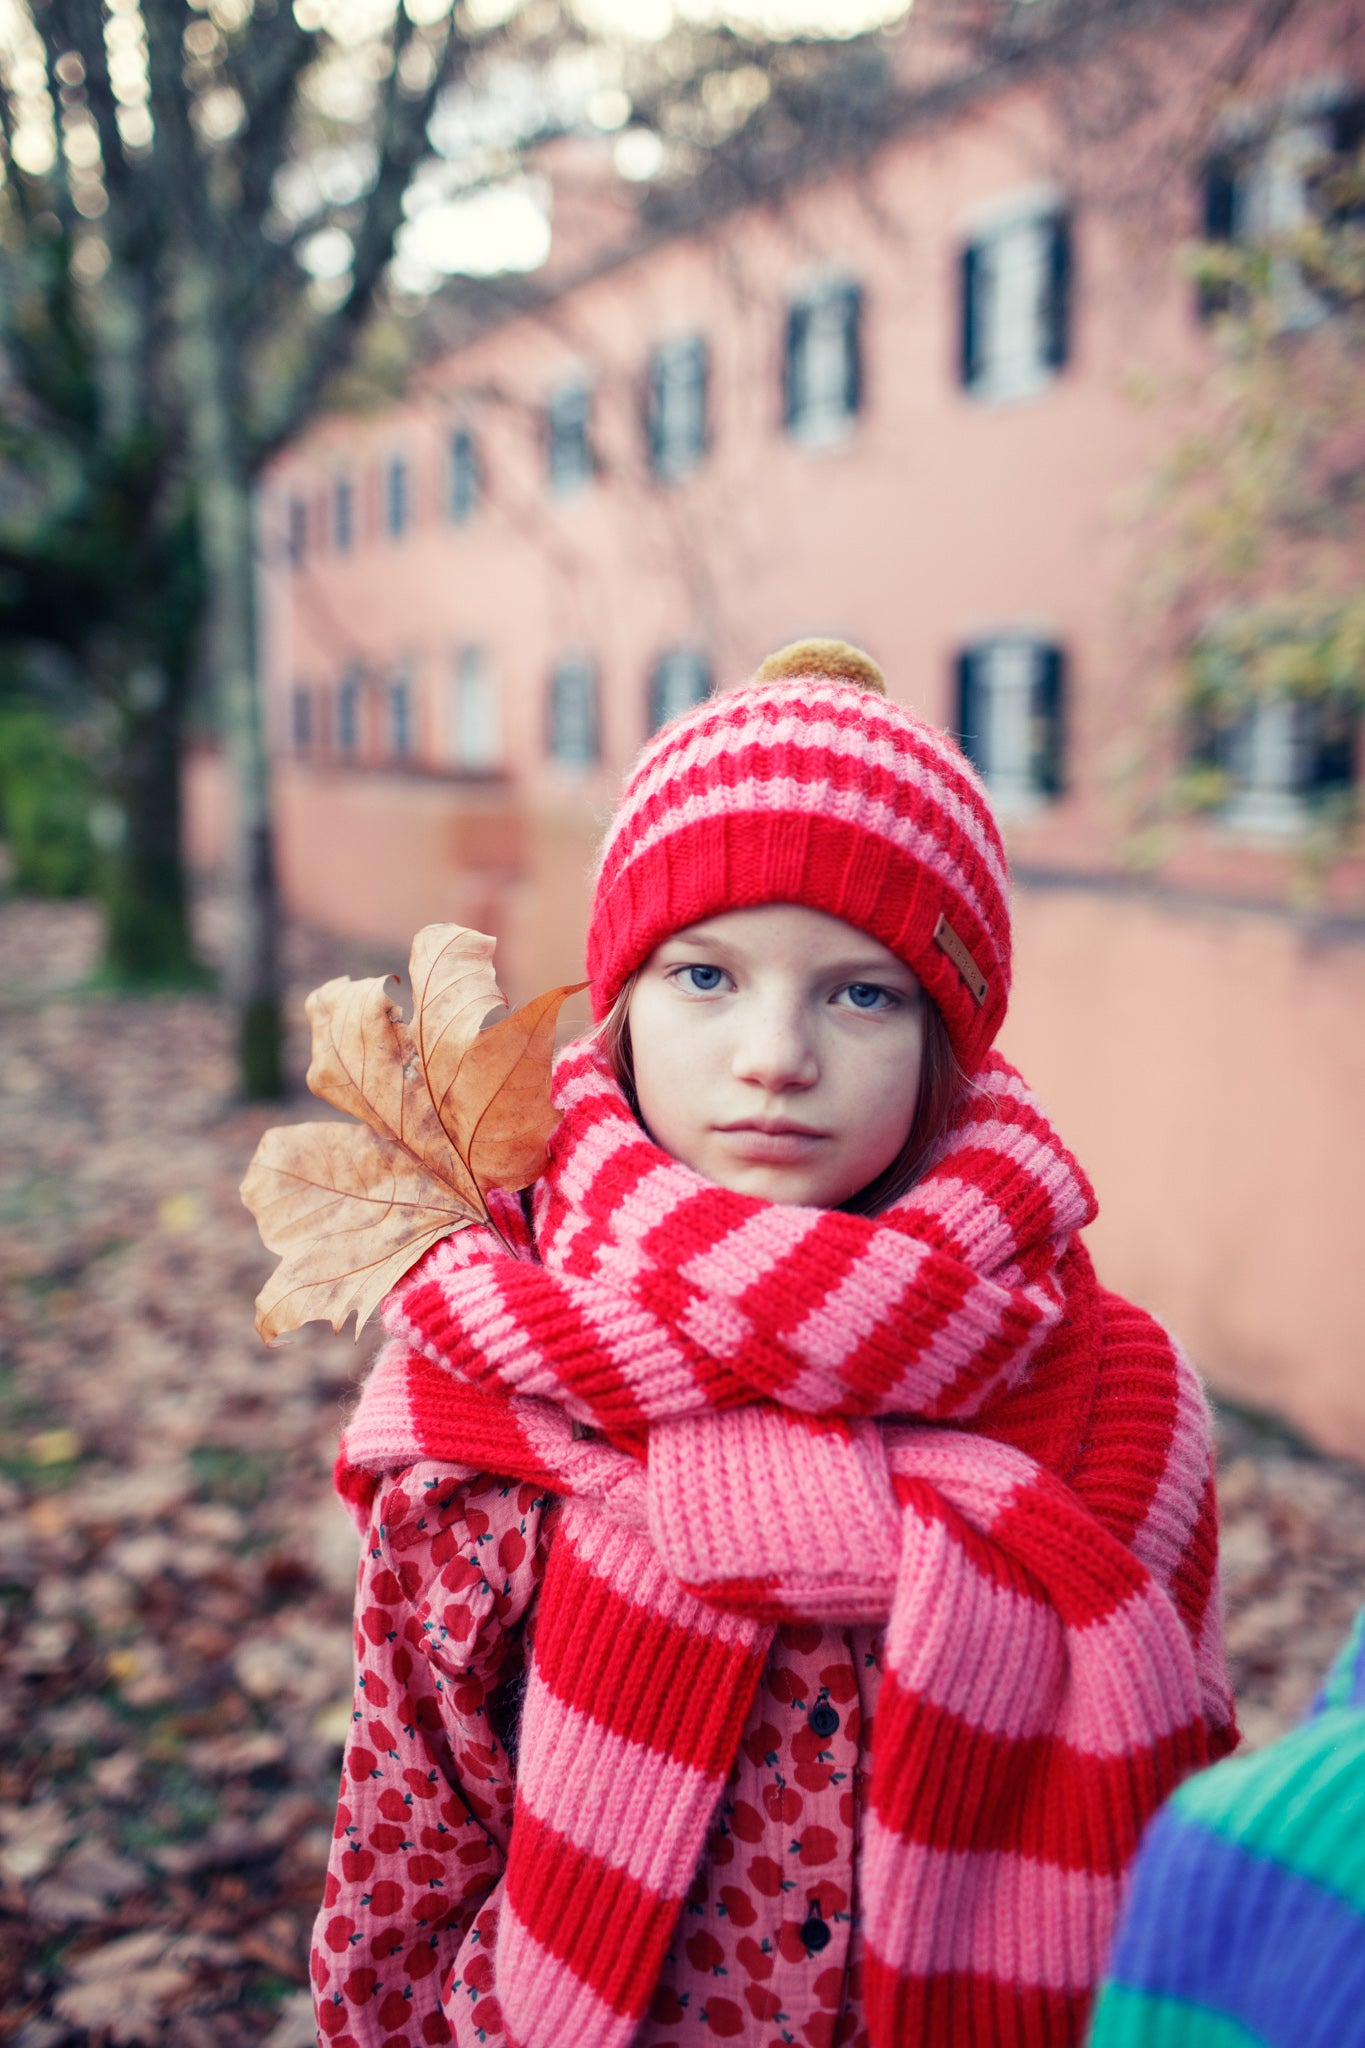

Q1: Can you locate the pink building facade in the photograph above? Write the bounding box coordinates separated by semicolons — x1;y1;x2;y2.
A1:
229;0;1365;1453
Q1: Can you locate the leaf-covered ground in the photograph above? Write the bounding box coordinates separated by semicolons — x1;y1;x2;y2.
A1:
2;897;1363;2047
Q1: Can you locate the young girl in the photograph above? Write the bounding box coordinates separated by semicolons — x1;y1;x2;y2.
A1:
312;641;1235;2048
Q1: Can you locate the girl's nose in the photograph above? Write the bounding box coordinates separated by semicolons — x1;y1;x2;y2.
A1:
730;997;819;1091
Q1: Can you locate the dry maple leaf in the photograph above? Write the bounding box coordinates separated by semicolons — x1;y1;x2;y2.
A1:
240;925;584;1342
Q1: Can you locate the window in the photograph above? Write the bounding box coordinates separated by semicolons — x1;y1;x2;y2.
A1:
388;671;413;760
648;648;711;734
384;456;409;539
784;282;861;443
647;337;708;481
547;384;593;496
287;495;308;568
450;645;501;772
1193;693;1356;834
291;686;313;754
955;638;1065;810
448;428;479;524
333;476;355;553
961;211;1071;400
548;656;599;769
1202;102;1365;326
336;668;363;758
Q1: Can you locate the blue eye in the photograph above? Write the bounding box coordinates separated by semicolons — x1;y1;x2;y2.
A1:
843;982;891;1010
680;964;724;992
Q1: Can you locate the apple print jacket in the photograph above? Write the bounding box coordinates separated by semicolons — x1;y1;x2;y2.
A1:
311;1462;880;2048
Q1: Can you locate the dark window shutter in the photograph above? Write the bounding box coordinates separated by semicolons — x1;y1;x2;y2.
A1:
1327;99;1365;226
954;648;983;771
784;302;809;430
1033;645;1066;797
1308;696;1358;796
582;663;601;764
1198;157;1240;318
333;478;353;552
645;352;665;475
547;664;565;760
386;459;408;537
450;430;478;522
1044;215;1072;373
337;669;363;756
693;336;710;460
647;658;672;736
1203;156;1239;241
842;283;863;416
960;244;981;390
1330;96;1365;164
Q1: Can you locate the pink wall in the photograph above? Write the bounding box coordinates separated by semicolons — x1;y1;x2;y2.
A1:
1003;885;1365;1458
208;0;1365;1453
274;767;526;954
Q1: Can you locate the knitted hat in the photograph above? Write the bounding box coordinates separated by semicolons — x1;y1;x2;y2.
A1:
586;639;1011;1074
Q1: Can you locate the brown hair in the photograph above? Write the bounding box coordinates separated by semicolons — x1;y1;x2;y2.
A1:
594;972;966;1217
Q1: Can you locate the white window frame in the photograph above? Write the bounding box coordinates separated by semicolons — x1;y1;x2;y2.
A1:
961;188;1069;405
785;279;860;448
449;645;501;773
548;656;599;771
1225;118;1333;329
648;337;707;481
1220;696;1315;836
958;634;1065;816
979;640;1044;813
547;382;594;497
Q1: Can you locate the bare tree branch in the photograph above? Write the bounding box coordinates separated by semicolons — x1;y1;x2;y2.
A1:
250;11;479;460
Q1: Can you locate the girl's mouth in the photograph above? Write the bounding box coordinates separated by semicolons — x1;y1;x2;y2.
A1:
713;1121;827;1162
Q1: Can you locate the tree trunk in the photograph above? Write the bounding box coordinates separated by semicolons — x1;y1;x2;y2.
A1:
173;253;284;1098
96;657;199;984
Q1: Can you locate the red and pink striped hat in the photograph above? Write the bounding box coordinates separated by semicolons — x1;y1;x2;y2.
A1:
586;638;1011;1074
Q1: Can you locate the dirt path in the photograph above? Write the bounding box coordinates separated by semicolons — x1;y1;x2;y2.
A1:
1;899;1361;2046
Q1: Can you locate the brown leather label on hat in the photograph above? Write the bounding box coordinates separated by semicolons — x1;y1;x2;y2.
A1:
933;912;988;1007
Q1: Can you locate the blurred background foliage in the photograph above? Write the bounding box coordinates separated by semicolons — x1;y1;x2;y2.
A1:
0;703;94;897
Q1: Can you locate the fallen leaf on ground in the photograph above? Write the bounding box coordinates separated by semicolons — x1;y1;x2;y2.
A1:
54;1959;194;2041
189;1730;287;1776
52;1928;236;2044
0;1802;75;1886
241;924;583;1340
264;1991;319;2048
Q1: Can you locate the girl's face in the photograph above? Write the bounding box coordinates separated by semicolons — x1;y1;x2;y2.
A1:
625;903;925;1208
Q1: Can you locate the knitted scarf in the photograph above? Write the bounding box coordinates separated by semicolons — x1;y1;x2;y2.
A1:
340;1042;1224;2048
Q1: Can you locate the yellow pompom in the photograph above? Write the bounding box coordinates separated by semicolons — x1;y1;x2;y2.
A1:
751;638;887;697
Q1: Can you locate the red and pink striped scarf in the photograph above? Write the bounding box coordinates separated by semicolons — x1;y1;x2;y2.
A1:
340;1043;1230;2048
